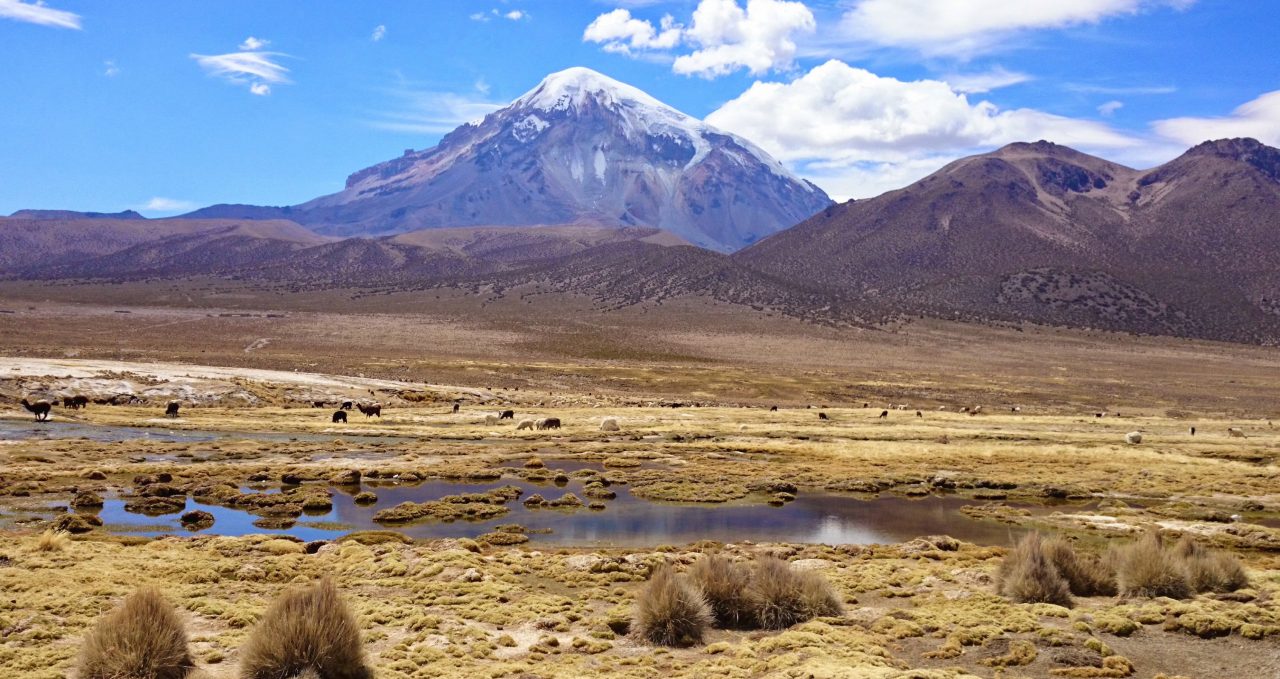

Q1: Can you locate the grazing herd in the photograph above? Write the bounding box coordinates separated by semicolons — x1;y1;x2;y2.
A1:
5;395;1268;443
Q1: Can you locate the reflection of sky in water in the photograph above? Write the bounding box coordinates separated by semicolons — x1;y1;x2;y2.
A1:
0;419;416;445
95;469;1032;547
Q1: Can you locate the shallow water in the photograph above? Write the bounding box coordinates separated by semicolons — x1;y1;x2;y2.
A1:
90;469;1049;547
0;418;419;445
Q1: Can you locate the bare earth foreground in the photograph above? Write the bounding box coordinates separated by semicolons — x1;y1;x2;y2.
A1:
0;293;1278;678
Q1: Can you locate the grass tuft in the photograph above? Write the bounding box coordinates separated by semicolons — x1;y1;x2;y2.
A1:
1113;532;1193;599
1175;535;1249;593
78;587;194;679
239;577;372;679
997;533;1074;607
746;556;843;630
1043;536;1117;597
688;554;755;628
633;565;713;647
36;528;70;552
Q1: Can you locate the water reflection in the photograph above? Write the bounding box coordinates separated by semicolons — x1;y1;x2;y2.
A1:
95;472;1034;547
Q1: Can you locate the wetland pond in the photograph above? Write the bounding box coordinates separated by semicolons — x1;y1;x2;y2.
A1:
91;470;1045;547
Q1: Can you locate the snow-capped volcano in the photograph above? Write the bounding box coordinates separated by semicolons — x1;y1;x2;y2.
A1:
233;67;831;251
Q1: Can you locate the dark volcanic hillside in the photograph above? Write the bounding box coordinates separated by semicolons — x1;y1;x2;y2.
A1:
735;138;1280;343
185;67;831;252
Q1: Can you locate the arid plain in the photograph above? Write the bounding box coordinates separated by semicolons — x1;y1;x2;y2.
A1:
1;288;1278;678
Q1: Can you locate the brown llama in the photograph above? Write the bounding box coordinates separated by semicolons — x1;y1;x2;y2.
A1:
63;395;89;409
356;402;381;418
21;398;52;421
165;400;180;418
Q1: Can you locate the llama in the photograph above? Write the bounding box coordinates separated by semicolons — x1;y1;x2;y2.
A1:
21;398;52;422
357;402;381;418
63;395;89;410
165;401;180;418
499;410;514;419
332;410;347;423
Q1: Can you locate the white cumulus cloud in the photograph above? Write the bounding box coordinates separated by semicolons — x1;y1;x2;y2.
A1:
583;9;682;54
0;0;80;29
371;24;387;41
838;0;1197;56
706;60;1139;199
584;0;815;78
238;36;269;51
1153;90;1280;147
103;60;120;78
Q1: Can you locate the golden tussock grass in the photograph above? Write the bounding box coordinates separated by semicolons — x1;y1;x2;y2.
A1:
35;528;70;552
1174;535;1249;593
78;587;194;679
997;533;1074;607
688;553;754;628
1112;532;1193;600
633;565;713;647
238;577;372;679
746;556;843;630
1042;536;1117;597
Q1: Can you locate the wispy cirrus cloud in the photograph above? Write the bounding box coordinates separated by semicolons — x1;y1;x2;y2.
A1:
0;0;80;29
470;8;530;22
191;38;290;96
835;0;1198;57
135;197;197;213
371;24;387;41
943;66;1032;94
367;81;505;135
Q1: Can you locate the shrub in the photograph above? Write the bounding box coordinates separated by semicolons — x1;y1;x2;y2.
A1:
1113;532;1192;599
997;533;1073;607
78;588;194;679
1175;536;1248;593
747;556;843;630
239;578;372;679
36;528;69;552
1043;537;1117;596
688;554;755;628
633;566;712;647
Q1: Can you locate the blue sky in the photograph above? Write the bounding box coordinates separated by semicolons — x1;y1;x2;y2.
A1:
1;0;1277;214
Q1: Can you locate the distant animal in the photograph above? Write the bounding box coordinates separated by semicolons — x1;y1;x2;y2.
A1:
499;410;514;420
862;402;869;408
960;407;969;413
452;402;460;414
516;419;536;431
484;414;499;425
20;398;52;422
341;401;353;411
938;406;946;411
879;410;888;418
538;417;561;430
165;400;180;418
1011;406;1021;413
1227;427;1246;438
1095;412;1105;418
916;411;922;418
1190;426;1196;436
332;410;347;423
818;412;829;420
357;402;381;418
62;395;89;410
312;401;327;408
769;405;778;412
600;417;620;432
972;406;982;414
1125;431;1143;444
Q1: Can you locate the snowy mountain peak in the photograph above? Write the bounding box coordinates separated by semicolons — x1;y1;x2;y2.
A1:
283;68;831;252
515;67;669;114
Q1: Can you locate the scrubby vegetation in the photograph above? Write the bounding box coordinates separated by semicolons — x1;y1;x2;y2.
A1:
633;566;713;647
688;553;754;628
78;588;194;679
746;556;844;630
239;578;372;679
997;533;1074;607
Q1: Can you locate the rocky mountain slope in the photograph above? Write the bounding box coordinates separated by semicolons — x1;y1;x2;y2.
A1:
185;67;831;252
735;138;1280;342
